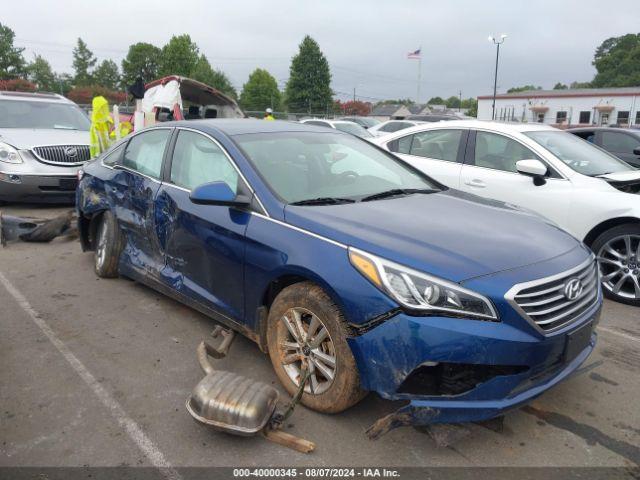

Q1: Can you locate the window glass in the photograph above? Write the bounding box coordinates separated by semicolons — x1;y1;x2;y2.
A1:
382;122;412;133
556;111;567;123
0;99;90;130
409;129;462;162
636;111;640;125
617;111;630;125
304;121;330;127
122;129;171;178
334;122;372;138
573;131;595;143
392;135;413;154
170;130;238;191
579;111;591;124
102;143;125;166
474;131;538;173
601;131;640;153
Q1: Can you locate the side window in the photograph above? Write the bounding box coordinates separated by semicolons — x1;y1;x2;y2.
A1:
409;129;463;162
379;123;398;133
473;131;539;173
601;132;639;153
122;129;171;178
102;143;125;166
388;135;413;154
170;130;239;192
572;131;595;143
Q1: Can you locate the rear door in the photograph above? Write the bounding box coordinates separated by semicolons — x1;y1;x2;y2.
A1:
459;129;573;227
386;128;467;188
598;130;640;167
108;128;172;276
154;128;250;322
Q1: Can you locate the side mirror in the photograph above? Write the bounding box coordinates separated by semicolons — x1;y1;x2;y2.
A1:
633;147;640;156
516;159;548;186
190;181;250;207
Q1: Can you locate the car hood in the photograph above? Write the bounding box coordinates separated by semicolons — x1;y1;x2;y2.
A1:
0;128;90;149
597;170;640;182
284;189;581;283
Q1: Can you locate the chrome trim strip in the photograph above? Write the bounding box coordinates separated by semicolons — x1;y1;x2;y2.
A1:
505;256;598;335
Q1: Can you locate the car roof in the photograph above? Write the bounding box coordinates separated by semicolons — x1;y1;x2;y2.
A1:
167;118;342;136
0;91;73;104
395;119;558;136
568;126;640;135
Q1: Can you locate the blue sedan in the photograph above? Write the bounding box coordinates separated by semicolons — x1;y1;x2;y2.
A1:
77;120;601;432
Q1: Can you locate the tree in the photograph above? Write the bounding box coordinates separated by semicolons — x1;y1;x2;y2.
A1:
67;85;126;104
27;54;55;91
72;38;96;87
339;100;371;116
285;36;332;113
427;96;445;105
592;33;640;87
445;95;461;109
239;68;281;111
0;78;36;92
570;81;592;89
93;59;120;90
375;98;415;107
506;85;542;93
191;54;237;98
159;34;199;77
0;23;25;79
553;82;568;90
121;42;161;86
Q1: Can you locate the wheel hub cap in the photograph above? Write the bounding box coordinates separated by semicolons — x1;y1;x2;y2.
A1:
597;234;640;300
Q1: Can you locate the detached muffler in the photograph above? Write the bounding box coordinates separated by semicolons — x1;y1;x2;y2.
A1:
186;326;315;453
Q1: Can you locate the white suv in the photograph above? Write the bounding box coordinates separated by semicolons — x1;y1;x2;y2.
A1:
373;120;640;306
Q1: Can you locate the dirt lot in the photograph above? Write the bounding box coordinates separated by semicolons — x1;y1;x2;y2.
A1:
1;205;639;471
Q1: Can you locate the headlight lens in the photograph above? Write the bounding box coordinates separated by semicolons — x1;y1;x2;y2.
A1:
349;248;498;320
0;142;22;164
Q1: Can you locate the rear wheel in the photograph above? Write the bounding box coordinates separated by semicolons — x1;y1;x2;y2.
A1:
94;211;125;278
266;282;366;413
592;224;640;306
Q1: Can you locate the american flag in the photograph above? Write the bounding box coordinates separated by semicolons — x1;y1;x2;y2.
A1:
407;48;421;59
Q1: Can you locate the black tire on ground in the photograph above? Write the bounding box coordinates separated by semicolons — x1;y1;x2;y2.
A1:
94;211;125;278
266;282;367;414
591;223;640;307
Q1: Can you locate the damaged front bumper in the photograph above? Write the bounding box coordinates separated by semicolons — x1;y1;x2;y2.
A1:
348;298;600;436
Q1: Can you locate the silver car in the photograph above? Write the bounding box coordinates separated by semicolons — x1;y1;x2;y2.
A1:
0;91;91;204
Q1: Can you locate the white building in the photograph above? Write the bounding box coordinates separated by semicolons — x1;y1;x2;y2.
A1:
477;87;640;127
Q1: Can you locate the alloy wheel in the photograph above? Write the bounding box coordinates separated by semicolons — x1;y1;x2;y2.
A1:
278;307;337;395
95;221;108;269
597;234;640;300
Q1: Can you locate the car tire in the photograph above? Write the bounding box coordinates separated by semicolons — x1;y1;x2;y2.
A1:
592;223;640;307
94;211;125;278
266;282;367;413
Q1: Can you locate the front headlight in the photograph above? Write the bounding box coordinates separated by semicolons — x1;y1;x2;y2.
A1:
0;142;22;164
349;248;498;320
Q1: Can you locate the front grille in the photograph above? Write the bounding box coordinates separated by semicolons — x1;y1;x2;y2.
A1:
32;145;90;165
507;259;599;333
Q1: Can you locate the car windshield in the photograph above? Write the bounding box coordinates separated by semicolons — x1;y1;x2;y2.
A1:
234;131;439;204
353;117;380;128
0;99;90;130
524;130;635;176
334;122;373;138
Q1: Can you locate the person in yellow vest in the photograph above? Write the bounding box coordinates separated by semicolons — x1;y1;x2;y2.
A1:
264;108;275;121
89;96;113;158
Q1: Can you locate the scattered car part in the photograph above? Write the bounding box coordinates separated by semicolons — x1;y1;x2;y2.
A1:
0;210;76;246
186;326;315;453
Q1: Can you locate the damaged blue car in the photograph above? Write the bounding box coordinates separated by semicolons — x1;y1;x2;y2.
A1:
77;119;601;435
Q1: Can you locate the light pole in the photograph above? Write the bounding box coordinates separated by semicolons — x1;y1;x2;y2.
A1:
489;34;507;121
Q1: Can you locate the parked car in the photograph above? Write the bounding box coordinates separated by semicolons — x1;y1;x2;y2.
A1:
568;127;640;168
339;116;380;129
407;114;463;122
0;91;90;204
299;118;373;139
373;120;640;305
78;119;600;429
368;120;424;137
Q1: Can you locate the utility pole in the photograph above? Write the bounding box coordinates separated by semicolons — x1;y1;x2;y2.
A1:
489;34;507;121
417;48;422;104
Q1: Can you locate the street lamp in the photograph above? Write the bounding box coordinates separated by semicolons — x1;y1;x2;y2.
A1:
489;34;507;121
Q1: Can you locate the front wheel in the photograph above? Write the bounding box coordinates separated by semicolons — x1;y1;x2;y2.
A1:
94;211;125;278
592;224;640;306
266;282;367;413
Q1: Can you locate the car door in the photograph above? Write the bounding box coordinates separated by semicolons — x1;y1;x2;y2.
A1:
598;130;640;167
108;128;172;276
154;129;250;322
386;128;467;188
459;129;573;227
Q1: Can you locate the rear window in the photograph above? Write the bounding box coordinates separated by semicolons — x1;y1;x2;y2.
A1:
0;99;90;130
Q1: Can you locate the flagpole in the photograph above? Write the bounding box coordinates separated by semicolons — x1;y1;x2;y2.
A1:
416;47;422;104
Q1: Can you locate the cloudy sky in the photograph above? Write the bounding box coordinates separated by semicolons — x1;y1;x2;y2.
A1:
5;0;639;103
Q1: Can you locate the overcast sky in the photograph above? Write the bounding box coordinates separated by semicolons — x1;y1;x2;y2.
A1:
4;0;639;103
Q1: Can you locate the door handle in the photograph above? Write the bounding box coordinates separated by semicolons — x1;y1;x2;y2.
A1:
464;179;486;188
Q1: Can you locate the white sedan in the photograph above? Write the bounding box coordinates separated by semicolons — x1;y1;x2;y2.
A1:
368;120;424;137
299;118;373;139
373;120;640;306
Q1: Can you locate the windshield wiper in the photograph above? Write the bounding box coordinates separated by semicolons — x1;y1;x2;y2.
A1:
289;197;356;206
361;188;437;202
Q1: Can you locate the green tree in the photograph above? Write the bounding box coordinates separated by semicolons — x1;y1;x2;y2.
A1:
0;23;25;79
239;68;281;111
427;96;445;105
72;38;96;86
445;95;461;108
54;73;74;96
93;59;120;90
27;54;55;91
285;35;332;113
460;97;477;116
506;85;542;93
191;54;237;98
553;82;568;90
159;34;199;77
570;80;592;89
121;42;161;86
375;98;415;107
592;33;640;87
